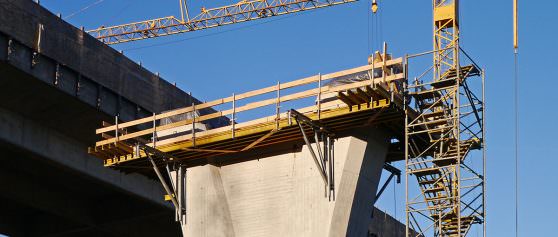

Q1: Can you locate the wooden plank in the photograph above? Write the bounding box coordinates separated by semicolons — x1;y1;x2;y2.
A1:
96;99;224;134
241;129;277;151
96;73;403;146
151;99;347;148
356;88;371;102
152;99;388;150
96;59;404;134
346;90;364;104
181;148;238;153
337;92;354;106
99;100;397;165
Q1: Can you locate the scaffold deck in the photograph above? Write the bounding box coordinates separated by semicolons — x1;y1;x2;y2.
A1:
88;57;410;172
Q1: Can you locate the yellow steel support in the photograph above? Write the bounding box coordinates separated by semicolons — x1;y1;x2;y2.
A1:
404;1;485;236
87;0;358;44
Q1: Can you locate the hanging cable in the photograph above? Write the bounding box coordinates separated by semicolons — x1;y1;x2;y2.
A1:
104;1;134;25
514;50;519;237
393;174;397;221
64;0;106;20
514;46;519;237
513;1;519;237
367;1;371;55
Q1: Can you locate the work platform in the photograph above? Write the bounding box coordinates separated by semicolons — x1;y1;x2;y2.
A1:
89;56;409;172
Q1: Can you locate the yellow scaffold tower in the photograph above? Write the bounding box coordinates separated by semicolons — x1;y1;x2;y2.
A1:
403;0;485;236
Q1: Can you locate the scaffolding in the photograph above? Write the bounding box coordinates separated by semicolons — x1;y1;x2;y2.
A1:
89;55;407;172
403;1;486;236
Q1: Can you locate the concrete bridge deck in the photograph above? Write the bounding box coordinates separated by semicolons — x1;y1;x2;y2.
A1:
0;0;226;236
0;1;409;236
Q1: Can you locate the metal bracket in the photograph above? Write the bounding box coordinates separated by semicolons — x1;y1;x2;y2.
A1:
371;163;401;218
290;109;336;201
54;63;61;86
138;143;187;225
7;38;14;62
374;163;401;205
32;23;44;67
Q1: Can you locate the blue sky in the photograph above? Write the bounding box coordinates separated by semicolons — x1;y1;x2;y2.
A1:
39;0;557;236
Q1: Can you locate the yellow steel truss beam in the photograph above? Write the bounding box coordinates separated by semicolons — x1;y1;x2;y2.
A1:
87;0;358;44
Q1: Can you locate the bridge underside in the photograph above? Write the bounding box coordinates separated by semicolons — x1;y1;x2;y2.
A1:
0;141;180;237
0;67;182;236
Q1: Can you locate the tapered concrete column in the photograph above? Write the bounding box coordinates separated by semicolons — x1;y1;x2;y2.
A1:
184;165;235;237
329;129;389;237
183;128;393;237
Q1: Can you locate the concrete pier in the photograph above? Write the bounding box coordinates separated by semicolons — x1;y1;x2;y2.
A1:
184;129;406;236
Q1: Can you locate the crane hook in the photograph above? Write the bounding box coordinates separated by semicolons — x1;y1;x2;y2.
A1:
371;0;378;14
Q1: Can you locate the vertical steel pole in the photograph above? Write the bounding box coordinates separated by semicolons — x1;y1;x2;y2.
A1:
455;16;462;234
482;69;487;237
187;168;188;225
179;0;191;22
276;82;280;130
318;73;322;120
232;93;236;139
371;52;376;88
152;113;157;148
192;102;196;147
331;138;335;201
166;164;179;222
404;59;409;237
179;0;185;22
177;165;183;222
382;42;387;84
115;115;119;142
513;0;518;52
147;153;179;208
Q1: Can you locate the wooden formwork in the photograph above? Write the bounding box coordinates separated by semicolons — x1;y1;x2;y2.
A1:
88;57;409;172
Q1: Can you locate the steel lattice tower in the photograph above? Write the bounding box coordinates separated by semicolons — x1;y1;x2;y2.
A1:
404;0;486;236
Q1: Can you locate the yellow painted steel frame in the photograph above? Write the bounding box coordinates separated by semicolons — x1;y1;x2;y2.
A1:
89;57;407;171
87;0;358;44
405;0;485;236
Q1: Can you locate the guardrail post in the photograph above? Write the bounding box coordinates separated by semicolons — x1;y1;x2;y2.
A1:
115;115;119;143
152;113;157;148
232;93;236;139
276;81;280;130
192;102;196;147
318;73;322;120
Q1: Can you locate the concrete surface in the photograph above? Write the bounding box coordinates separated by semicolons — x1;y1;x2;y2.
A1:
0;1;223;236
0;107;181;236
0;1;409;236
183;128;407;237
0;0;228;133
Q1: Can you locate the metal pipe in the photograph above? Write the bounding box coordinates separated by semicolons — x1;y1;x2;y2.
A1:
482;68;487;237
297;122;327;184
192;102;196;147
152;113;157;148
147;153;179;209
115;115;119;142
331;138;335;201
317;73;322;120
232;93;236;139
177;165;183;222
327;137;333;200
374;173;395;205
513;0;518;51
276;82;280;130
404;77;410;237
313;131;325;176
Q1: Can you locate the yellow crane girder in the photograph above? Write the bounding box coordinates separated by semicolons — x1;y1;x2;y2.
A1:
87;0;358;45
